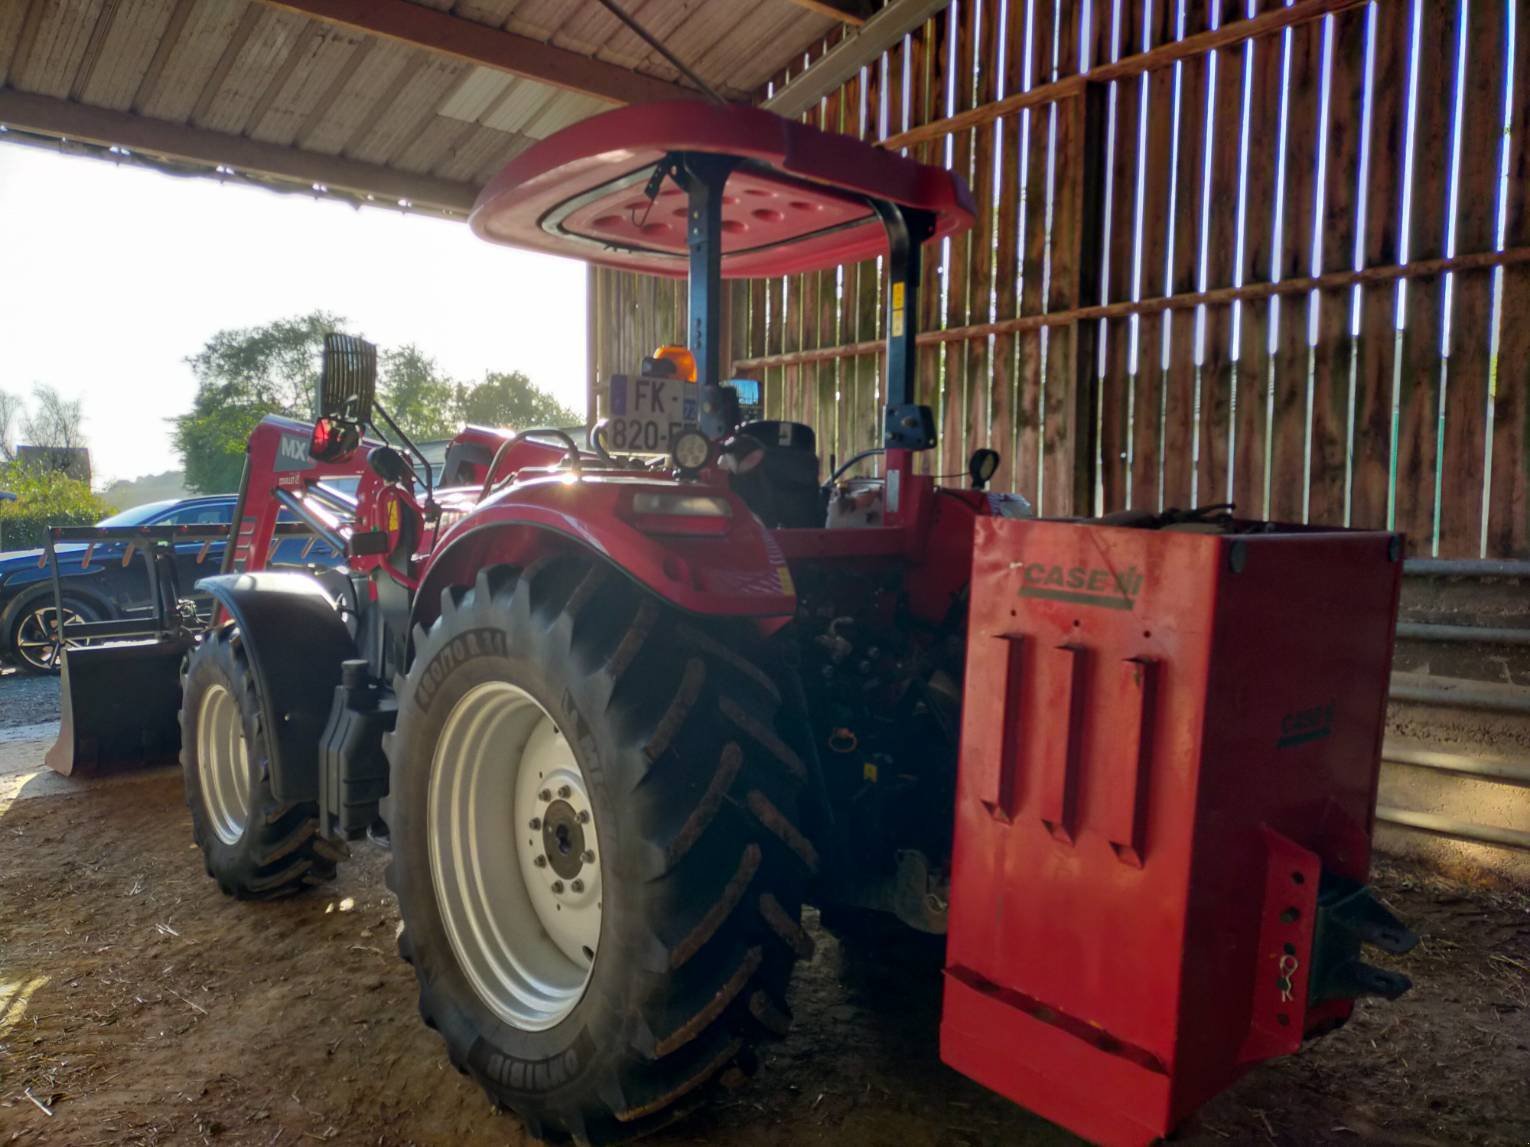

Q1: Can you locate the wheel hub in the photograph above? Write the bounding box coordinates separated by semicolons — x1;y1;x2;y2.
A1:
15;604;87;671
540;800;588;880
428;680;602;1031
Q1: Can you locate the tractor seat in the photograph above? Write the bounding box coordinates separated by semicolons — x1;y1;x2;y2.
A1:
732;420;825;528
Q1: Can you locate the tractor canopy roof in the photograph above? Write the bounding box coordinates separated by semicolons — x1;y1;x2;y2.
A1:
469;101;974;278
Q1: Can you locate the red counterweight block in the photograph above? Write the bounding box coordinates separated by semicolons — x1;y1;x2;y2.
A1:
942;517;1408;1147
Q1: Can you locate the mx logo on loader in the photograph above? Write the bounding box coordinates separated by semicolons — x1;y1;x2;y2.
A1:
1016;561;1144;611
275;431;314;471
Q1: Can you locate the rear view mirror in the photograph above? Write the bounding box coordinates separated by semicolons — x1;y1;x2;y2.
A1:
319;333;377;424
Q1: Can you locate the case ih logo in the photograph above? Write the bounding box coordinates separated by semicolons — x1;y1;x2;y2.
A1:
1277;701;1335;749
1017;562;1143;611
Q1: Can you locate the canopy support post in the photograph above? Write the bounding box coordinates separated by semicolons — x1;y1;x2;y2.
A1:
872;201;937;450
677;153;740;389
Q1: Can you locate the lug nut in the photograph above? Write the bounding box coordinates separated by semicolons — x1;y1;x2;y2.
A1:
576;810;590;824
581;850;595;864
533;856;548;868
538;788;552;802
529;817;541;830
557;785;572;799
551;880;565;894
571;879;585;893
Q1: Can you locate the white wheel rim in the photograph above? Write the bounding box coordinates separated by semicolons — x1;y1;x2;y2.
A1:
197;683;253;846
428;680;602;1031
15;605;88;670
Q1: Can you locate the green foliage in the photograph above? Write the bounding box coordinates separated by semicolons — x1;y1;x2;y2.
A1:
454;371;580;430
173;313;579;492
0;460;115;552
174;312;342;493
186;311;341;415
380;346;459;441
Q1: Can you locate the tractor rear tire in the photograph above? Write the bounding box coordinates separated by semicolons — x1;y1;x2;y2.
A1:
383;557;814;1143
180;625;343;899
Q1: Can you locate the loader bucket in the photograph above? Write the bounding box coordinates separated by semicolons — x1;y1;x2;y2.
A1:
45;639;190;776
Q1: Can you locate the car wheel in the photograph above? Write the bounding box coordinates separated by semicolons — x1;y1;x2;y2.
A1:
7;593;103;675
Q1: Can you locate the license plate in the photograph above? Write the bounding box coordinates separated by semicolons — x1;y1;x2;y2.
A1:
605;372;697;454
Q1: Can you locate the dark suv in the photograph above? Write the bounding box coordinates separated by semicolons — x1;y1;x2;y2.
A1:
0;494;343;673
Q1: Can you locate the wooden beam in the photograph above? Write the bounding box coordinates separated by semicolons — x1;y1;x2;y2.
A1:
190;2;265;126
259;0;699;106
69;0;123;102
732;244;1530;371
880;0;1370;152
762;0;951;120
131;0;195;113
783;0;878;26
0;88;479;214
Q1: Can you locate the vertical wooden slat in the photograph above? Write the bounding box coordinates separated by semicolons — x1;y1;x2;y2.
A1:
1196;0;1250;508
962;0;1002;484
1231;15;1280;516
1436;0;1507;555
1132;23;1177;510
1393;0;1456;554
989;0;1026;493
831;73;859;467
1160;26;1208;511
1267;16;1324;522
939;0;979;480
1351;0;1408;532
1307;7;1369;526
816;87;841;471
1016;0;1059;502
784;257;805;425
1042;8;1092;516
1100;0;1148;511
1488;0;1530;558
765;275;786;421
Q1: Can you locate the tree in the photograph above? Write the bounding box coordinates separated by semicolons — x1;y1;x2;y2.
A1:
0;384;87;461
379;345;459;442
20;383;87;451
172;312;575;492
186;311;343;415
173;311;344;492
0;389;19;462
454;371;580;430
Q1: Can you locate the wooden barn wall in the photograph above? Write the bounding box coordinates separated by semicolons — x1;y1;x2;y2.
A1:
589;0;1530;559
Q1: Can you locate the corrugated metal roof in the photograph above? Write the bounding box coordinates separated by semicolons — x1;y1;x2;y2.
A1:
0;0;847;220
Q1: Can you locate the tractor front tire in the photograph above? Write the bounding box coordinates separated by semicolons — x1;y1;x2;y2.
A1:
383;557;814;1143
180;625;342;898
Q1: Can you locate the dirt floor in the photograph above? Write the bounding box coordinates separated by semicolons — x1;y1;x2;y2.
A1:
0;673;1526;1147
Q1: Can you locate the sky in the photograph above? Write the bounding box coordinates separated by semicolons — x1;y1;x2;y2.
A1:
0;144;587;486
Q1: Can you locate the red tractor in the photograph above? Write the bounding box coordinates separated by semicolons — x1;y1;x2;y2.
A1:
51;101;1415;1146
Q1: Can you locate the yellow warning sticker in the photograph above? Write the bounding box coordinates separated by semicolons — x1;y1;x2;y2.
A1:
387;500;400;533
863;761;879;783
890;280;906;338
776;564;796;596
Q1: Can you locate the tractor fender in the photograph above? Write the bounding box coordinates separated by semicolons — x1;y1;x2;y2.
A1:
196;570;357;803
411;476;796;635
